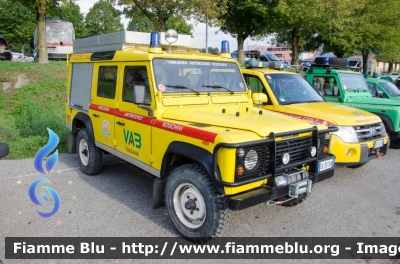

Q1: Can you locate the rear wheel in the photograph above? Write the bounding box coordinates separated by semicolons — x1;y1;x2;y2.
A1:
165;163;230;243
389;138;400;149
76;128;103;175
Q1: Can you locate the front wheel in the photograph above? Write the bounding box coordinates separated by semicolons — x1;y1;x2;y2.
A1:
76;128;103;175
165;164;230;244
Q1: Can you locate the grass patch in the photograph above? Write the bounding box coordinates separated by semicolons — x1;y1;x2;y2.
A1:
0;61;69;159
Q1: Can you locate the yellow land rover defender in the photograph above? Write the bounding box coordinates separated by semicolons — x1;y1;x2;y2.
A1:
66;30;337;243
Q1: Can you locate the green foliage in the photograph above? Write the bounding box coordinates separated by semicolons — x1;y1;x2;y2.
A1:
0;1;36;54
199;47;220;55
218;0;272;61
127;14;193;36
0;61;69;159
85;0;124;35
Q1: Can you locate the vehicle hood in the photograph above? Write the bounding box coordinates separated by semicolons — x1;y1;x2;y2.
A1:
345;96;400;106
277;102;381;126
162;105;316;138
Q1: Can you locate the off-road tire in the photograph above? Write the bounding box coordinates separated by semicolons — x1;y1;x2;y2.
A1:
347;162;367;169
76;128;103;175
389;138;400;149
281;192;309;207
165;163;230;244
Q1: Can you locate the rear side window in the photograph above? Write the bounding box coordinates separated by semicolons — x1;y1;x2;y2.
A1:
97;66;117;99
0;38;6;45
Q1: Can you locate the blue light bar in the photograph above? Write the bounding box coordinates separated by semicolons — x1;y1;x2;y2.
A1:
221;40;230;53
150;32;161;48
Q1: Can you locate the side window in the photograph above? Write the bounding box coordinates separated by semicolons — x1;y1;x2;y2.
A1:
367;83;377;97
313;76;339;96
122;66;151;105
243;74;265;93
97;66;117;99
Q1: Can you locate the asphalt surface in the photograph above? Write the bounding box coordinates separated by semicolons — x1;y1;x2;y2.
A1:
0;150;399;264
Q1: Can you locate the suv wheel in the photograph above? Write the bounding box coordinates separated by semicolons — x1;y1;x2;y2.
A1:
76;128;103;175
165;163;230;243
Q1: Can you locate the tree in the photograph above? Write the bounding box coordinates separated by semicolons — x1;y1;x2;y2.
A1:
12;0;62;63
119;0;223;33
218;0;272;62
0;1;36;55
48;0;87;39
127;14;193;36
200;47;219;55
85;0;124;35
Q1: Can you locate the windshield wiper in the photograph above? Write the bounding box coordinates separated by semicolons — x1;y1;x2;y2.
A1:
165;84;200;95
202;85;234;94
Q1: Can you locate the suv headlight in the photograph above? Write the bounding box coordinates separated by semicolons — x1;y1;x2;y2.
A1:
332;126;358;143
244;150;258;170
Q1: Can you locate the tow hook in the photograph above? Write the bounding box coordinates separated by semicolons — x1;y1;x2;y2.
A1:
266;201;283;206
376;149;381;159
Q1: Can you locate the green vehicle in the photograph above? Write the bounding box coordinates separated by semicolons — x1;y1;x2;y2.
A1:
365;78;400;100
305;59;400;148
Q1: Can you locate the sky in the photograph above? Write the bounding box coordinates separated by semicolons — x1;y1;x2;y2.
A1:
77;0;270;51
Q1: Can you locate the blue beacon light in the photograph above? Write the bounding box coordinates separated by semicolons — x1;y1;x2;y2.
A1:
220;40;231;59
149;32;162;53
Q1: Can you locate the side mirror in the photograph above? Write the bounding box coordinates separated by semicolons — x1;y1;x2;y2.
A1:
132;84;146;104
377;90;383;98
252;93;268;104
0;142;9;158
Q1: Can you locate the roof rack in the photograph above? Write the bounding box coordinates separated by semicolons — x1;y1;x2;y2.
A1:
73;31;203;54
308;63;362;74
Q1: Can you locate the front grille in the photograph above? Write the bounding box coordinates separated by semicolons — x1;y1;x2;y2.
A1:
275;135;312;169
355;123;386;142
317;132;332;159
235;144;270;179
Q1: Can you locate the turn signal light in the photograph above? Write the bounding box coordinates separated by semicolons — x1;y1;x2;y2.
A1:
236;166;244;175
323;146;329;154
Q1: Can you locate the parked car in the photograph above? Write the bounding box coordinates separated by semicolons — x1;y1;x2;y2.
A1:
0;35;11;61
379;72;400;82
11;52;25;62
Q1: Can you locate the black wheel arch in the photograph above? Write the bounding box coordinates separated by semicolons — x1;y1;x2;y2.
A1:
72;112;95;144
374;113;394;133
160;141;223;193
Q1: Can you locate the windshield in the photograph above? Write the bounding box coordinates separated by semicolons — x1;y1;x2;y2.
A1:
153;59;246;94
338;73;369;91
262;51;280;62
381;82;400;97
347;60;360;67
265;74;324;105
46;20;75;43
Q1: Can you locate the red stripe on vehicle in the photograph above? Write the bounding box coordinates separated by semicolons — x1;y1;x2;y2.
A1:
47;43;73;47
115;110;154;126
89;104;117;115
89;104;217;143
271;110;335;126
153;120;217;143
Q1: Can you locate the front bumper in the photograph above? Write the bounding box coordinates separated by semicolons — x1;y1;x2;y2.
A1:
331;135;389;167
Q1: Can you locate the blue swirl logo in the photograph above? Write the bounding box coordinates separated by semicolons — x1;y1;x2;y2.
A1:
28;178;60;218
30;128;60;218
33;128;59;174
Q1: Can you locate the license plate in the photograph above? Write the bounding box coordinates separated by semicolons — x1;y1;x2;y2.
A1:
373;140;384;149
318;158;334;172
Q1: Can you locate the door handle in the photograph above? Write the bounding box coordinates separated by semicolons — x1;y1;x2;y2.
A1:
92;113;99;117
116;121;125;126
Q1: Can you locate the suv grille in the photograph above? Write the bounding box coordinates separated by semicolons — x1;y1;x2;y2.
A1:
275;136;312;169
317;132;332;159
354;123;386;142
235;135;314;181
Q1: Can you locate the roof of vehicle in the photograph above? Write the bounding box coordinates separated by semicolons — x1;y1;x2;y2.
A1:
241;67;298;75
365;78;389;83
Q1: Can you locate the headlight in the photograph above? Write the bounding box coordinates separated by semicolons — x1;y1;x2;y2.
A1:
332;126;358;143
309;146;317;157
244;150;258;170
